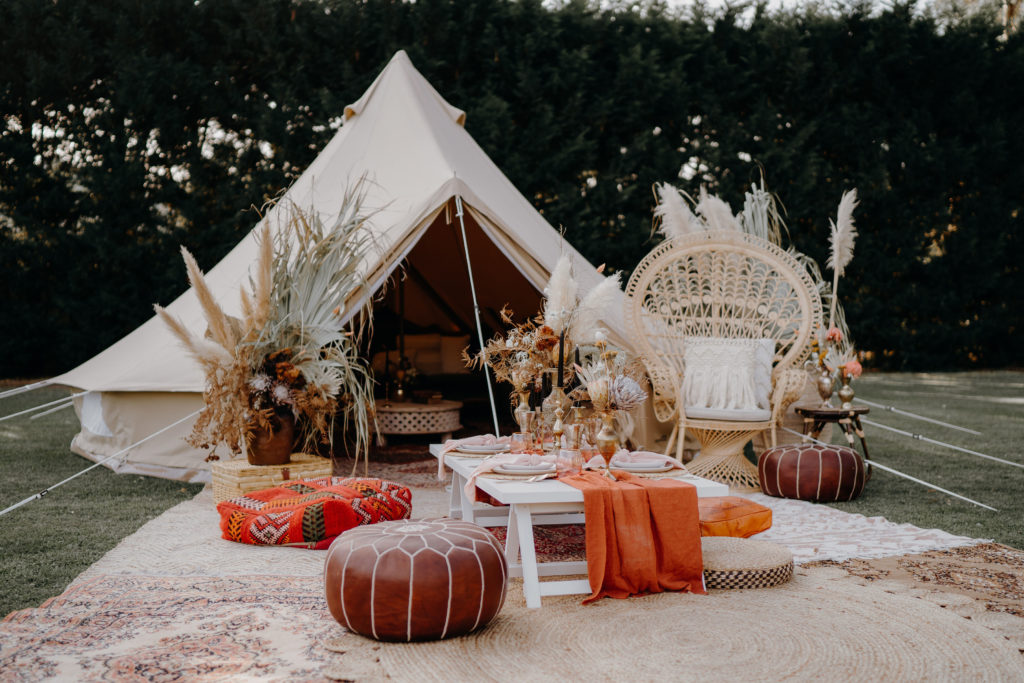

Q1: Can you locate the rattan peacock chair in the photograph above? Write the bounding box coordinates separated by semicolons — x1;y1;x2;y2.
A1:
624;230;823;489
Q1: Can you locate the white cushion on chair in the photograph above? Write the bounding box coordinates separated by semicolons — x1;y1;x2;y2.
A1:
682;337;773;421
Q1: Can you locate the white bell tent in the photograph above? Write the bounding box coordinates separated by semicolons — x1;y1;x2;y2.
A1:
51;50;630;481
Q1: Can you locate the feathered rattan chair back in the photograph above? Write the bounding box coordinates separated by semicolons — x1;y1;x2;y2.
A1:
625;230;822;382
623;230;823;488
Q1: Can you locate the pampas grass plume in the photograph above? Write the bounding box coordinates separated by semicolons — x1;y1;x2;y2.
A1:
181;247;237;349
543;255;577;333
696;187;739;232
654;182;700;240
573;272;622;344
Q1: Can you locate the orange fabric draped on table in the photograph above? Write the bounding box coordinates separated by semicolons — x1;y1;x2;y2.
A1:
562;471;706;604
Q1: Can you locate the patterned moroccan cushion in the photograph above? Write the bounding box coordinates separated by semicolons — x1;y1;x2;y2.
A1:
217;477;412;549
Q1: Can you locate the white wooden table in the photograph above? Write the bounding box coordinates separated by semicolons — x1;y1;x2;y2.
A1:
430;444;728;608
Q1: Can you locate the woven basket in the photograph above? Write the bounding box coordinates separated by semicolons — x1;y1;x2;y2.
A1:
211;452;333;504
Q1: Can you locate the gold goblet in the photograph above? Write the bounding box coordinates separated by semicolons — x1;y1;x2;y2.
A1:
595;410;618;479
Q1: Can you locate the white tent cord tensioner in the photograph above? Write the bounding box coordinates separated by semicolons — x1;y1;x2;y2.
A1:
854;397;981;435
0;380;54;401
0;409;201;518
779;426;997;511
455;195;501;436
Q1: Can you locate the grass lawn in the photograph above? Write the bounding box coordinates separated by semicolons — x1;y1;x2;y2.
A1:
0;371;1021;618
817;371;1024;548
0;385;204;617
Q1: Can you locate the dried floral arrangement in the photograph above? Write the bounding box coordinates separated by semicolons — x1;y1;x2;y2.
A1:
465;254;624;401
155;188;377;465
569;347;647;412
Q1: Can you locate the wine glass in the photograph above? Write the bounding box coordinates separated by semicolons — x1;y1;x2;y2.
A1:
509;431;533;454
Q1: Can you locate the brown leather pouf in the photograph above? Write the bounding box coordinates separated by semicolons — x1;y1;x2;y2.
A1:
324;518;507;642
758;443;867;502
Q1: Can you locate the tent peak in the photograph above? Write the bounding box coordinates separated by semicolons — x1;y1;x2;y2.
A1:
344;50;466;127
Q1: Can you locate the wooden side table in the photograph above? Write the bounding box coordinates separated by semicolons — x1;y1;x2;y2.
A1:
793;403;871;460
375;400;463;445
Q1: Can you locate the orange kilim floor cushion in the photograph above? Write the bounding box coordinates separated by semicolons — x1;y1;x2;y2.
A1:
216;477;412;549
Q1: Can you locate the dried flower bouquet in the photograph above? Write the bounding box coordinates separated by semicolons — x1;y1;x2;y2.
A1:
155;188;376;465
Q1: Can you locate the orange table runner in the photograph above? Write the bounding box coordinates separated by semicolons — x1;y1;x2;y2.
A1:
562;471;706;604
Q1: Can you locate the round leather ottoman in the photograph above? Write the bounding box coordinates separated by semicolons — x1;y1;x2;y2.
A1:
702;536;793;589
324;518;507;642
758;443;867;502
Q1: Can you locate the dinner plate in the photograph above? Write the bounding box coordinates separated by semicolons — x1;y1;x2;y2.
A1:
492;463;556;476
613;462;674;473
455;444;511;455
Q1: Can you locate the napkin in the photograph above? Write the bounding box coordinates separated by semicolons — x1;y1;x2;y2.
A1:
462;453;557;499
438;434;509;480
583;449;687;472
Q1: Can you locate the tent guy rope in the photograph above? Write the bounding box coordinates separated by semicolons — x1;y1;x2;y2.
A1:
0;379;53;401
858;417;1023;470
454;194;501;436
854;397;981;435
778;426;997;511
0;391;90;424
29;399;76;420
0;409;202;518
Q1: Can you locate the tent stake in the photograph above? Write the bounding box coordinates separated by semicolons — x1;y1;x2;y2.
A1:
779;427;997;511
0;409;201;518
455;195;501;436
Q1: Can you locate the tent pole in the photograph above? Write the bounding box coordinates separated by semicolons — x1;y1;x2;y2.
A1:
454;195;501;436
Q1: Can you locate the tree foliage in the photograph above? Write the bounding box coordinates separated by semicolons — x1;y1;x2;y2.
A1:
1;0;1021;375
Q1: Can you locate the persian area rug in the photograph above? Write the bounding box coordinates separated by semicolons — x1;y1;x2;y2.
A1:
0;574;335;682
807;542;1024;651
5;567;1022;681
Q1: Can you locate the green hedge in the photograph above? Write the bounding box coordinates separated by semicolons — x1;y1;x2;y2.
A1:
1;0;1021;375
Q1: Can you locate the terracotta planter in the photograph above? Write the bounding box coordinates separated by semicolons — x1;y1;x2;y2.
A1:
246;413;295;466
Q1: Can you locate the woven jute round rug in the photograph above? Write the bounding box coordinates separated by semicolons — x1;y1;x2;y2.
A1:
323;566;1024;681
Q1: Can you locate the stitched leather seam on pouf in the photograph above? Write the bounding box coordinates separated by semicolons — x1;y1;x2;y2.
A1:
324;518;508;642
758;443;867;502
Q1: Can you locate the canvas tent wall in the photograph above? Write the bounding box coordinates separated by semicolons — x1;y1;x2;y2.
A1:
53;51;634;482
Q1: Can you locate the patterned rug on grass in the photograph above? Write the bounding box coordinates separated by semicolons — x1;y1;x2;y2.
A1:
3;567;1022;682
0;574;336;682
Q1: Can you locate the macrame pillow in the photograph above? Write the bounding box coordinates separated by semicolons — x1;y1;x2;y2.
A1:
682;337;773;421
217;477;412;549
